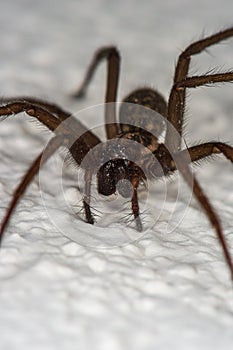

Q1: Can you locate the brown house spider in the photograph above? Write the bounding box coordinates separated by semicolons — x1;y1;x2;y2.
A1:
0;28;233;280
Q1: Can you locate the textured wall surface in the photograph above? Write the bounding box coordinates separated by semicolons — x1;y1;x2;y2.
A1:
1;1;233;349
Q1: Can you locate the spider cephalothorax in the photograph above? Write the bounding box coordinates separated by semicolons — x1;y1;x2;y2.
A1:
1;28;233;281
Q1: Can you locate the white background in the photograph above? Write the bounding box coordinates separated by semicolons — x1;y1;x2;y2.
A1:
0;0;233;349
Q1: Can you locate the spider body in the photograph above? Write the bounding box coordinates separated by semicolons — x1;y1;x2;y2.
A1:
1;28;233;281
90;88;168;201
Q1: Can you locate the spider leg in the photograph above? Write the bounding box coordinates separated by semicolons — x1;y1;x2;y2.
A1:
165;27;233;151
72;46;121;139
131;177;142;232
176;72;233;89
72;46;120;100
83;169;94;224
1;96;71;121
185;142;233;163
0;101;102;241
0;100;101;154
173;151;233;281
0;136;64;244
0;101;61;131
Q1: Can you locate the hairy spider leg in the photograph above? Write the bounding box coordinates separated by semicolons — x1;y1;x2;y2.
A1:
185;142;233;163
0;136;63;243
186;140;233;272
166;27;233;151
160;27;233;281
0;96;71;121
175;149;233;281
153;140;233;279
176;70;233;280
72;46;121;139
83;169;94;224
0;100;101;241
131;176;142;231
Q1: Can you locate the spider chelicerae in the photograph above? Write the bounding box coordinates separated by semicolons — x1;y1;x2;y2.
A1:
0;28;233;280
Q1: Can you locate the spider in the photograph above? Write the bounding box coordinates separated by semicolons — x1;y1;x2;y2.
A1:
0;28;233;280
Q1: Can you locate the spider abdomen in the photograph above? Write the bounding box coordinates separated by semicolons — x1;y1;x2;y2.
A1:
119;88;167;139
